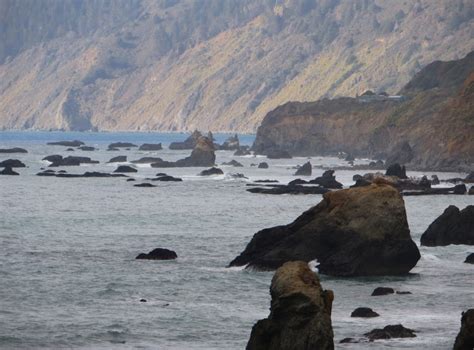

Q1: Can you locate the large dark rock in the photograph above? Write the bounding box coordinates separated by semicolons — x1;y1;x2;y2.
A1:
49;156;99;167
134;183;156;187
309;170;342;189
231;183;420;276
466;172;474;183
136;248;178;260
246;261;334;350
0;147;27;153
151;175;183;182
220;134;240;150
364;324;416;340
107;155;127;163
114;165;137;173
351;307;379;318
199;167;223;176
454;309;474;350
131;157;163;164
43;155;63;163
78;146;95;151
169;130;202;150
152;136;216;168
371;287;395;296
108;142;137;148
294;161;312;176
247;184;328;195
47;140;84;147
258;162;269;169
464;253;474;264
139;143;162;151
0;159;25;168
420;205;474;246
385;163;407;179
267;149;292;159
0;166;19;175
386;141;414;165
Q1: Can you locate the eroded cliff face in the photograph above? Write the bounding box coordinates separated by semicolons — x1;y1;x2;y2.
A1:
252;51;474;171
0;0;473;132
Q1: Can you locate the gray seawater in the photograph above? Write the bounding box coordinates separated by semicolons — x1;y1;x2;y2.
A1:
0;132;473;349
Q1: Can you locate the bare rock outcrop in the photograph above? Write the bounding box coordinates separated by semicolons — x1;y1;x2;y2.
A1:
247;261;334;350
230;183;420;276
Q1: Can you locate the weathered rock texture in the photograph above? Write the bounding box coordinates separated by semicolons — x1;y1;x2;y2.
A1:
1;1;473;132
230;183;420;276
253;51;474;171
453;309;474;350
420;205;474;246
247;261;334;350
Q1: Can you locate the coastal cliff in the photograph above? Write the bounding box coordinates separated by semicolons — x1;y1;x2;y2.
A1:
252;51;474;171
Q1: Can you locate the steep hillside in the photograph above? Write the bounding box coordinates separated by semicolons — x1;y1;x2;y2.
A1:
0;0;473;132
252;51;474;171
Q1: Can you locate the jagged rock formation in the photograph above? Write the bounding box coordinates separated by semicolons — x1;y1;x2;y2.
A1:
246;261;334;350
453;309;474;350
252;51;474;171
1;1;473;132
420;205;474;246
230;183;420;276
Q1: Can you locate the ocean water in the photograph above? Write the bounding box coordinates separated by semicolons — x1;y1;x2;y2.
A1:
0;131;473;350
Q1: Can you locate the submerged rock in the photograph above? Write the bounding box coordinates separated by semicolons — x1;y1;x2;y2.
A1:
247;184;328;195
0;166;19;175
134;183;156;187
114;165;137;173
139;143;162;151
0;147;27;153
266;149;292;159
294;161;312;176
420;205;474;246
231;184;420;276
453;309;474;350
199;167;223;176
0;159;25;168
107;156;127;163
309;170;342;189
47;140;84;147
136;248;177;260
246;261;334;350
351;307;379;318
151;175;183;182
364;324;416;340
222;159;243;167
78;146;95;151
234;147;251;156
55;172;126;178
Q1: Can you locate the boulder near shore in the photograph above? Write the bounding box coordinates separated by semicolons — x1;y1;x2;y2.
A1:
246;261;334;350
230;183;420;276
453;309;474;350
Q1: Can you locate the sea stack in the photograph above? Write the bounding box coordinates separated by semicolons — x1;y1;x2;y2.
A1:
230;183;420;276
247;261;334;350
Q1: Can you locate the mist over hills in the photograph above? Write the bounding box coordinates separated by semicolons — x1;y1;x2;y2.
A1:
0;0;473;132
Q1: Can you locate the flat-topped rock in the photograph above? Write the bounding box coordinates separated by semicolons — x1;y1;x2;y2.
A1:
0;147;27;153
247;261;334;350
108;142;137;149
351;307;379;318
49;156;99;167
114;165;137;173
131;157;164;164
231;183;420;276
139;143;162;151
0;159;25;168
364;324;416;340
47;140;84;147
